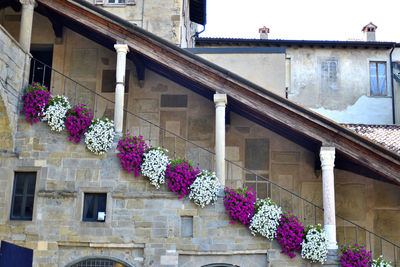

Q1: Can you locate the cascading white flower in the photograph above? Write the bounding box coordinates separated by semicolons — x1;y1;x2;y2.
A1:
42;95;70;132
141;147;169;189
372;255;392;267
249;198;282;239
84;118;115;155
301;224;328;264
189;170;221;208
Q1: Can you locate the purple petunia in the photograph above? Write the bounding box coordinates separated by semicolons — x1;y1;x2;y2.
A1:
165;158;200;199
276;211;305;258
117;134;148;176
21;82;51;124
223;187;256;227
340;244;372;267
65;104;93;143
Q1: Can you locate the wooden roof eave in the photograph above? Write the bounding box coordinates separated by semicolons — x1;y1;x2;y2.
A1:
37;0;400;185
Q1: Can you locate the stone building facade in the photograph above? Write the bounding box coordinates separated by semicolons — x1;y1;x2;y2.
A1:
0;1;399;267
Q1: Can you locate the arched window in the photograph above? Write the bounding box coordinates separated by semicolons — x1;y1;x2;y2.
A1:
66;257;133;267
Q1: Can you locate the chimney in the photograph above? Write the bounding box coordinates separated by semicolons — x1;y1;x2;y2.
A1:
362;22;377;41
259;26;270;40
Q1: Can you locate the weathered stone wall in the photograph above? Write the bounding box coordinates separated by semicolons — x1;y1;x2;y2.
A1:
0;24;29;152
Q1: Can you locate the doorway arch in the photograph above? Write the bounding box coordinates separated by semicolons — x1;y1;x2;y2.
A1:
65;256;134;267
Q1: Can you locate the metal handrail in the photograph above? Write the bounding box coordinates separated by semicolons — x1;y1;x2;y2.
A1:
28;56;399;264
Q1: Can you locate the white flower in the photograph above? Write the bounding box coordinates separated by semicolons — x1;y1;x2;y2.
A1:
84;118;115;155
189;170;221;208
141;147;169;189
372;255;392;267
301;224;328;264
42;95;70;132
249;198;282;239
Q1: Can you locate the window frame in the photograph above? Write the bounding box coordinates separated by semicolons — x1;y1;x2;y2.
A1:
106;0;126;5
10;172;37;221
369;61;388;96
82;193;107;222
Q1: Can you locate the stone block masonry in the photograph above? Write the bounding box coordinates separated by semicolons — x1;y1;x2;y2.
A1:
0;119;341;267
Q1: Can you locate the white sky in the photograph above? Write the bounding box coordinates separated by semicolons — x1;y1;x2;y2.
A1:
201;0;400;42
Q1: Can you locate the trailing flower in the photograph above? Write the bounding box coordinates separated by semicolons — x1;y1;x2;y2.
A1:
301;224;328;264
84;117;115;155
372;255;392;267
340;244;372;267
117;134;148;176
141;147;169;188
223;187;256;227
22;82;51;124
42;95;71;132
276;211;305;258
249;198;282;239
165;158;200;199
189;170;221;208
65;104;93;143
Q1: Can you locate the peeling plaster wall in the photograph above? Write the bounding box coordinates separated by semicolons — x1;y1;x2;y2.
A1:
287;47;393;124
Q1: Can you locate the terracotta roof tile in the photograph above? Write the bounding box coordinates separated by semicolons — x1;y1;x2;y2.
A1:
343;124;400;154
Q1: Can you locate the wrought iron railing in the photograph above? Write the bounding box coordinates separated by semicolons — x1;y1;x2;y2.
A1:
29;56;399;265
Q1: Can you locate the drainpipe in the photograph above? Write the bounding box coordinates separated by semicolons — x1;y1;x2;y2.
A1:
390;44;396;124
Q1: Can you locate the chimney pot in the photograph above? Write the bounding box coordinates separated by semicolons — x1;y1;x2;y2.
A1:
259;26;270;40
362;22;377;41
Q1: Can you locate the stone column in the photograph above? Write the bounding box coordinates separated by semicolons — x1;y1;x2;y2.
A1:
320;146;338;250
113;44;129;134
214;93;227;186
19;0;36;52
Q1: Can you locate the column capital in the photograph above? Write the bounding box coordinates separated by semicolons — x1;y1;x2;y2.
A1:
320;146;335;168
213;93;227;106
114;44;129;54
19;0;36;6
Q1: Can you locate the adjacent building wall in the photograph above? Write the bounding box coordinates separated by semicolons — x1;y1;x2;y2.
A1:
193;49;287;97
287;47;394;124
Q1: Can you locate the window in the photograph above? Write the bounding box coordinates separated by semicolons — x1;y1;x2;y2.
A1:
70;258;126;267
370;61;387;96
82;193;107;222
10;172;37;220
107;0;125;4
321;59;338;91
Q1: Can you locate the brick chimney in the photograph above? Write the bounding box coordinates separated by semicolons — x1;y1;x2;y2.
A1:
362;22;377;41
259;26;270;40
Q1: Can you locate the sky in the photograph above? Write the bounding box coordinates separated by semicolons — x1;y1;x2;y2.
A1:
200;0;400;42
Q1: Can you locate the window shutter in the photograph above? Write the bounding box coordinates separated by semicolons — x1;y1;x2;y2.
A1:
94;0;105;5
126;0;136;5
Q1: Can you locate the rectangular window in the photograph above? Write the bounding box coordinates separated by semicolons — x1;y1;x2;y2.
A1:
107;0;126;4
82;193;107;222
11;172;37;221
370;61;387;96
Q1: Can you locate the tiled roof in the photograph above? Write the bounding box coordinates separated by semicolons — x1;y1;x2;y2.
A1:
344;124;400;154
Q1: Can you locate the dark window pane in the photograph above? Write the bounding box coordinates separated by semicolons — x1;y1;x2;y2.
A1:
11;172;36;220
15;177;25;195
12;196;23;218
83;193;107;222
27;175;36;195
25;196;34;218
